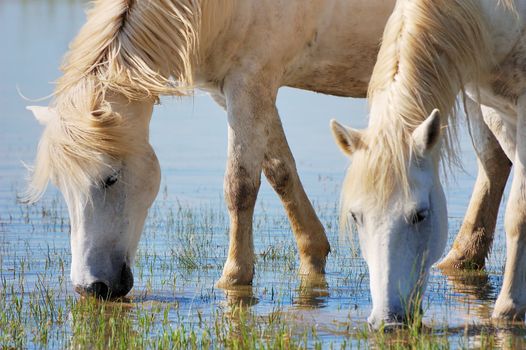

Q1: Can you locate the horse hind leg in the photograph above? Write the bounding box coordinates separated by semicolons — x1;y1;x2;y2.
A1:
493;160;526;320
492;187;526;321
262;114;330;276
493;95;526;321
438;100;511;270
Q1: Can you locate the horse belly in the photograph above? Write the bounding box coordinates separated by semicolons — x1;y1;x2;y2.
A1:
284;55;376;98
282;0;394;98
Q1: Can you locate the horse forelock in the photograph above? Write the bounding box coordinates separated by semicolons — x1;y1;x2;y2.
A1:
23;79;140;204
340;0;497;221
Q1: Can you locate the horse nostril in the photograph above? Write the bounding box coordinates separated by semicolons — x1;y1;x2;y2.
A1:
112;264;133;298
73;265;133;300
85;281;111;299
388;312;405;323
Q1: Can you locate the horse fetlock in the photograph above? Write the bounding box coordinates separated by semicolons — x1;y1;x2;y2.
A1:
298;244;330;275
298;233;330;255
492;296;526;321
217;259;254;288
438;255;485;270
299;260;326;275
438;227;490;270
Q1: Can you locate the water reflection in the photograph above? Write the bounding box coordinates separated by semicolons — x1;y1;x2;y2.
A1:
442;269;495;321
221;285;259;308
3;0;525;348
493;326;526;349
293;275;329;309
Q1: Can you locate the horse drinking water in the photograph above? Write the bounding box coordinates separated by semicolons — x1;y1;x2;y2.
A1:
331;0;526;328
25;0;395;299
26;0;506;302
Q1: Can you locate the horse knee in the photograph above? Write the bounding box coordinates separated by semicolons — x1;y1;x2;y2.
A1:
224;166;260;212
264;158;294;196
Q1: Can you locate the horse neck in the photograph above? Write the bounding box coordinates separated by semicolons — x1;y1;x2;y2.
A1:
368;0;492;135
198;0;237;53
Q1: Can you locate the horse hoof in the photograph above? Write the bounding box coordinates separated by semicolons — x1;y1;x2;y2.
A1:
437;251;484;271
215;275;253;289
492;300;526;323
298;255;327;276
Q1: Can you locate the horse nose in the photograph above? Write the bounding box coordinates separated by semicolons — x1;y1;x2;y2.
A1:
116;264;134;297
105;264;134;299
89;281;111;299
74;264;133;299
75;281;111;299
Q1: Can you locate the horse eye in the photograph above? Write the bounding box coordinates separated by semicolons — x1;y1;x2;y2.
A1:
103;172;119;188
350;212;362;225
410;209;428;225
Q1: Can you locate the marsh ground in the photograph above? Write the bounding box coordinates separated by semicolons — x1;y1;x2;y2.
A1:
1;0;525;348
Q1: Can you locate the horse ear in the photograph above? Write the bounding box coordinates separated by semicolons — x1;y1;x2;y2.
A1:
27;106;56;125
330;119;364;156
412;109;441;155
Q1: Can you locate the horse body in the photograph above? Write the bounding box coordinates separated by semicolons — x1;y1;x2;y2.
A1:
27;0;396;298
331;0;526;328
195;0;390;97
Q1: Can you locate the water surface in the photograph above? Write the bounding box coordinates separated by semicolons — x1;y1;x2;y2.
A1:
0;1;522;348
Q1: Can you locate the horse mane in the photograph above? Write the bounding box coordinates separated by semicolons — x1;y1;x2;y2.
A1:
57;0;203;100
341;0;510;217
25;0;232;203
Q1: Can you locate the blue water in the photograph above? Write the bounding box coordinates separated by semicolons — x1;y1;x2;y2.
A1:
0;0;521;348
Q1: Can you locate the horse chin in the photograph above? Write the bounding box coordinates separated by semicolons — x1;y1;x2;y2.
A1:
368;313;406;332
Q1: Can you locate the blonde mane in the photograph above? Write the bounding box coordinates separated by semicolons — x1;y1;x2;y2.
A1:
341;0;512;219
25;0;233;203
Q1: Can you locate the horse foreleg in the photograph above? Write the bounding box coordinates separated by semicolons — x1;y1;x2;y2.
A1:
438;100;511;270
262;113;330;276
216;77;273;288
493;95;526;321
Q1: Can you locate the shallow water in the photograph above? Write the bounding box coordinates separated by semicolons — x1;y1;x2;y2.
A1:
0;0;524;348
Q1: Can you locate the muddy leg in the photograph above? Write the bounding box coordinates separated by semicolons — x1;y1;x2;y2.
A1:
216;78;272;288
262;114;330;276
438;100;511;270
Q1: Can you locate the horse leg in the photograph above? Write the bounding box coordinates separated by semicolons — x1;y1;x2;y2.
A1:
262;113;330;276
216;76;275;288
493;95;526;321
438;99;511;270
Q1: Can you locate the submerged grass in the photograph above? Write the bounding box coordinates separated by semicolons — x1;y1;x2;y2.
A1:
0;185;525;349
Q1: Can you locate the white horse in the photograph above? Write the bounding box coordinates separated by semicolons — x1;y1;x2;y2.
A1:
25;0;393;299
26;0;504;300
331;0;525;329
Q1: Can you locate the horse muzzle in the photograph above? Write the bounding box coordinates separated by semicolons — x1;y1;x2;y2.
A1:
74;263;134;300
